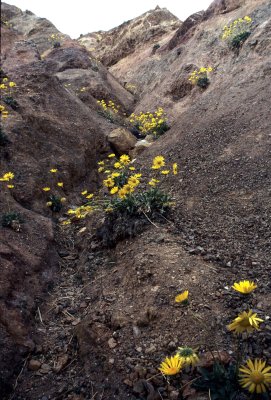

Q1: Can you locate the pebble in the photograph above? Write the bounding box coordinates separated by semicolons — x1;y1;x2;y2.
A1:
108;337;117;349
28;359;41;371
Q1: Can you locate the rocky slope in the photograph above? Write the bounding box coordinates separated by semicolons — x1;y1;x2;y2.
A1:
1;0;271;399
79;6;181;67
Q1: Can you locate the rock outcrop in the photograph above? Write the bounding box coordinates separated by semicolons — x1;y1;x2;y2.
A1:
79;6;181;67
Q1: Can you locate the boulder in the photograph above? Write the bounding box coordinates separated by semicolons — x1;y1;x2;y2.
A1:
130;139;153;157
107;128;137;154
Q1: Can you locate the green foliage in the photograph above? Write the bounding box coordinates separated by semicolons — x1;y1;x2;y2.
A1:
231;31;251;48
2;212;23;230
196;77;209;89
193;362;240;400
110;188;171;217
222;16;252;49
3;96;19;110
48;195;63;212
0;128;9;146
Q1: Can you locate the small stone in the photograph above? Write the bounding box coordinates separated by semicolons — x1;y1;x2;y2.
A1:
132;325;141;337
109;358;115;364
136;346;142;353
169;390;179;400
123;378;133;387
108;337;117;349
40;363;51;374
28;359;41;371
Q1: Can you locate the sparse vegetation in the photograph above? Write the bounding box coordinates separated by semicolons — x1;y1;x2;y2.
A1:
188;66;213;89
96;99;120;122
222;16;253;49
129;107;169;138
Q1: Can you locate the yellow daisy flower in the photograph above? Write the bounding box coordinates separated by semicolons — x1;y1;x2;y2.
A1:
227;310;263;334
161;170;170;175
103;178;114;188
177;347;199;367
175;290;189;303
232;280;257;294
173;163;178;175
50;168;58;173
42;187;51;192
120;154;130;165
108;153;116;158
159;355;183;376
110;186;118;194
7;184;14;189
239;359;271;393
152;155;165;170
81;190;88;195
3;172;14;181
85;193;94;199
57;182;64;187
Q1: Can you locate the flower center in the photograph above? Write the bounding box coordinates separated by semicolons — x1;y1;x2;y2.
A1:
239;318;250;327
168;367;178;374
250;371;264;384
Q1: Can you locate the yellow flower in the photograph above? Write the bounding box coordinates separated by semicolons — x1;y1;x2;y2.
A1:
123;184;134;194
85;193;94;199
159;355;183;376
128;176;140;187
161;170;170;175
120;154;130;165
173;163;178;175
46;201;53;207
110;186;118;194
7;184;14;189
114;162;122;169
42;187;51;192
97;161;105;165
2;78;8;82
118;188;127;199
232;280;257;294
57;182;64;187
148;178;160;187
3;172;14;181
50;168;58;173
9;82;16;87
67;209;76;214
175;290;189;303
152;156;165;170
98;167;104;173
108;153;116;158
60;197;66;203
103;178;114;188
239;359;271;393
129;166;136;171
111;172;120;178
81;190;88;195
177;347;199;367
61;219;71;225
227;310;263;334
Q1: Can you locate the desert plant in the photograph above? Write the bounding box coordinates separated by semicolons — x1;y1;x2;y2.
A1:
3;95;19;110
193;362;240;400
48;33;63;48
96;99;120;122
222;16;252;49
2;212;23;231
129;108;169;138
188;67;213;89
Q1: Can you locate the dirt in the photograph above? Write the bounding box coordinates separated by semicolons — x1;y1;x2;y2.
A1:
1;0;271;399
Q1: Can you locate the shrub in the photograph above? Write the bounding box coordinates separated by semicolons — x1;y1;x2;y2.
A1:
2;212;23;231
222;16;253;49
3;96;19;110
48;33;64;48
96;99;120;123
188;67;213;89
129;108;169;138
0;128;9;146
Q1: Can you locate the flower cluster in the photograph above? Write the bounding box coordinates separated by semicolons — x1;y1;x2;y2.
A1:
0;171;15;188
157;278;270;395
48;33;63;48
188;67;213;88
96;99;120;122
129;108;169;138
124;82;137;94
42;168;66;212
222;16;252;48
0;76;18;112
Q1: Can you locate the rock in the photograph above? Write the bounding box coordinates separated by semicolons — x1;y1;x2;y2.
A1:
28;359;41;371
169;390;179;400
198;351;231;368
107;128;137;154
53;354;69;373
108;337;117;349
40;363;51;374
130;139;153;157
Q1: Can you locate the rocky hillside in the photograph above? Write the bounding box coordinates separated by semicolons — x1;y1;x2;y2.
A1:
1;1;271;399
79;6;181;67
